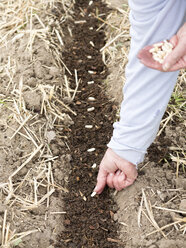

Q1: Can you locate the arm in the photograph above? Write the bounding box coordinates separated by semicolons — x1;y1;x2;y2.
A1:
94;0;186;194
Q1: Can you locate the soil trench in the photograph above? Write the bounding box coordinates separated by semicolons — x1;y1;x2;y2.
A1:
55;0;120;247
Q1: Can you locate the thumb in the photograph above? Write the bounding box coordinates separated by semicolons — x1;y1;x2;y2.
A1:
94;167;108;194
163;40;186;71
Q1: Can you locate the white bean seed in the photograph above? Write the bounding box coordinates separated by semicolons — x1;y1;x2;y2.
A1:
91;192;96;197
85;125;93;128
87;148;95;152
88;97;96;101
90;41;95;47
88;70;95;74
150;40;173;64
87;81;94;84
87;107;95;112
92;163;97;169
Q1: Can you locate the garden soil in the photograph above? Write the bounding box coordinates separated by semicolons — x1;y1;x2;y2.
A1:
0;0;185;248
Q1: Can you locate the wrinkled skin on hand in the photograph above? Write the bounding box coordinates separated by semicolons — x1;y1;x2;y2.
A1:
94;148;138;194
138;22;186;71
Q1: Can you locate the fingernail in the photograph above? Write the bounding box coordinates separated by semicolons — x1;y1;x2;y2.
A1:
163;63;170;71
93;186;98;192
116;170;121;176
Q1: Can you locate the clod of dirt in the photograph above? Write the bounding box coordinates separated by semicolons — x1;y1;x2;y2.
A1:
49;66;61;77
23;90;42;112
179;199;186;216
62;114;74;126
148;245;158;248
34;60;46;79
165;170;173;181
50;143;60;156
174;178;186;189
158;239;185;248
27;77;37;87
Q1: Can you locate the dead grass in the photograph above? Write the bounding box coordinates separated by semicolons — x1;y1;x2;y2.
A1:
137;188;186;239
100;4;130;104
0;0;74;246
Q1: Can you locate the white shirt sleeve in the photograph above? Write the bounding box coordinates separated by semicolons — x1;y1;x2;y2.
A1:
107;0;186;166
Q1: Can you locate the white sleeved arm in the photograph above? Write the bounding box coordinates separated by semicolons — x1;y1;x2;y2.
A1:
107;0;186;165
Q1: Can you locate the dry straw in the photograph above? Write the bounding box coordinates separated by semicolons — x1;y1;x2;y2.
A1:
0;0;75;245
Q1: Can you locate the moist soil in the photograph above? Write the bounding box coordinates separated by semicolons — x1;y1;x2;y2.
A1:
54;1;186;247
55;1;121;247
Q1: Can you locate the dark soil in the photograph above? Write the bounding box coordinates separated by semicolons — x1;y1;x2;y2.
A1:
54;0;121;247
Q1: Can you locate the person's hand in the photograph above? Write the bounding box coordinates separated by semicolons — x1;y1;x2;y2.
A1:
138;23;186;71
93;148;138;194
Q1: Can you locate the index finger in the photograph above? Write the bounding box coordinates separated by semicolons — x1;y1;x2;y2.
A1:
94;167;108;194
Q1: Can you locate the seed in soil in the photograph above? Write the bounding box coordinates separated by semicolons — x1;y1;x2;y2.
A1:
87;148;96;152
92;163;97;169
87;107;95;112
87;81;94;84
88;97;96;101
91;192;96;197
89;0;93;6
88;70;96;74
90;41;95;47
85;125;93;128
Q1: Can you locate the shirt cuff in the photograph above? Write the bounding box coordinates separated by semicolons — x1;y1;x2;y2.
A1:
107;139;146;167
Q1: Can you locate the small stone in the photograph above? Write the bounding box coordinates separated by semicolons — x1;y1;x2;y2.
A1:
157;190;167;202
46;130;56;143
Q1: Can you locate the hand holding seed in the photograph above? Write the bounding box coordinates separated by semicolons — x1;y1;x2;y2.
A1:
93;148;138;194
138;23;186;71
